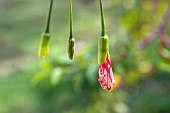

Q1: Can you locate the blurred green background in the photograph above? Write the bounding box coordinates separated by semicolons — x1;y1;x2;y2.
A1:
0;0;170;113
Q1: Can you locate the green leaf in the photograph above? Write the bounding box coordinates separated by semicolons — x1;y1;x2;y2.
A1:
50;68;63;86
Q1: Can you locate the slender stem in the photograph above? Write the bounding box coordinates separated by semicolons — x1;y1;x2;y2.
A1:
45;0;53;33
69;0;73;38
99;0;106;36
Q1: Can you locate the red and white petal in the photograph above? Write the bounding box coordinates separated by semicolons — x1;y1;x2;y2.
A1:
98;54;115;91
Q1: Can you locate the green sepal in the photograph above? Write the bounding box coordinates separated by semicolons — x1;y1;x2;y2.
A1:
38;33;51;59
67;37;75;60
98;35;109;65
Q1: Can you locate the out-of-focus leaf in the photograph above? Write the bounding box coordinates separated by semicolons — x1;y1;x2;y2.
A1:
138;61;153;76
85;63;97;85
50;68;63;86
114;102;130;113
122;0;135;10
40;60;51;69
126;71;140;85
158;62;170;73
73;74;85;92
121;10;138;29
31;70;51;85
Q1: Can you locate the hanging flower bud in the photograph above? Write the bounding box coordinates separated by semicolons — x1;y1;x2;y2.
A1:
67;0;75;60
98;0;115;91
38;0;53;59
68;37;75;60
98;36;115;91
38;33;51;58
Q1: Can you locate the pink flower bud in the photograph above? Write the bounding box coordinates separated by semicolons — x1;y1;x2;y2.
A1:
98;54;115;91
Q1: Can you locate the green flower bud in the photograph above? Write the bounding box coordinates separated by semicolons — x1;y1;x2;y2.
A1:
67;38;75;60
98;35;109;65
38;0;53;59
38;33;50;59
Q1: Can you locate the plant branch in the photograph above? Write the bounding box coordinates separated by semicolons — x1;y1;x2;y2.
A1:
138;1;170;49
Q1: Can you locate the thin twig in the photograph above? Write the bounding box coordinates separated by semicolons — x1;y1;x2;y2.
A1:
138;1;170;49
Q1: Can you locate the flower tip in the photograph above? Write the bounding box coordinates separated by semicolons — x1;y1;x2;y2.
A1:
68;55;73;60
98;74;115;91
